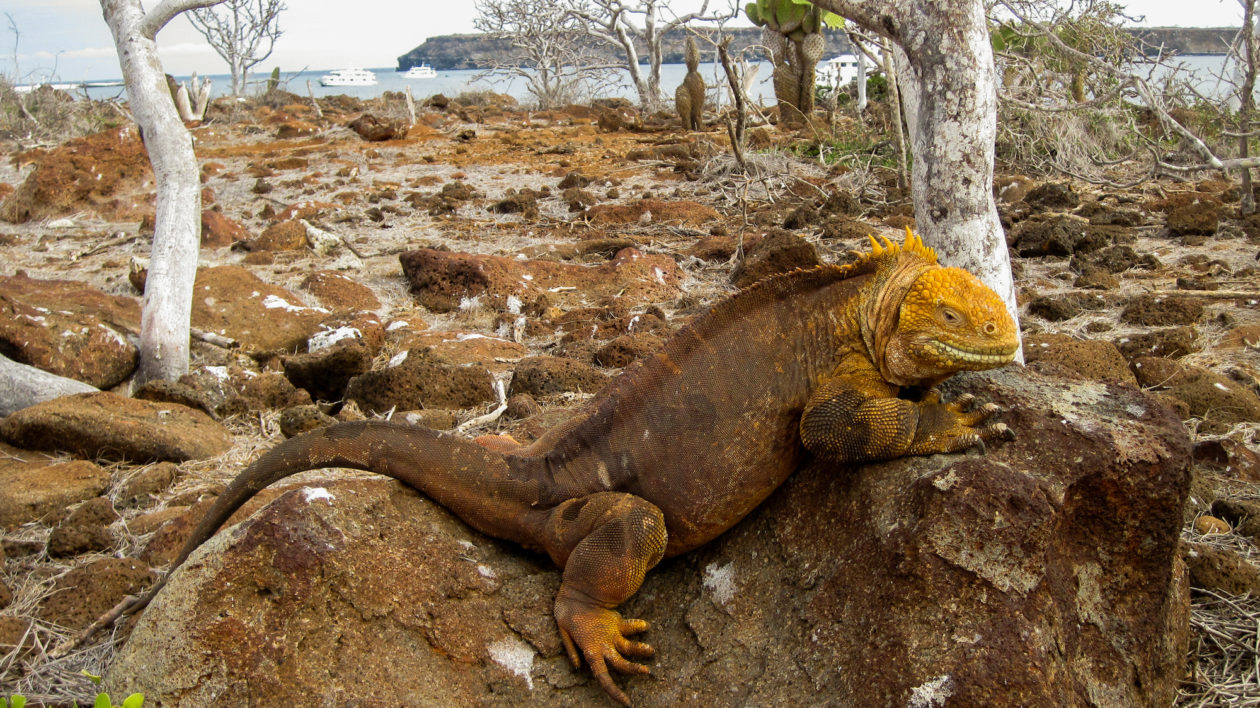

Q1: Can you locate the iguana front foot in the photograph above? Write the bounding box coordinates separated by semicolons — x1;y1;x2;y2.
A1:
555;591;653;706
907;390;1010;456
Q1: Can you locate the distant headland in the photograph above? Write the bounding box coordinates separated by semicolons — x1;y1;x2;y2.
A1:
398;26;1240;72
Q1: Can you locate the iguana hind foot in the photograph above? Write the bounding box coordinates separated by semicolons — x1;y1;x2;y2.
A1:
555;592;653;706
541;492;668;705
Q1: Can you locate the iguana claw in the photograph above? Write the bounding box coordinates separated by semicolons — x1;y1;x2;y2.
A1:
555;595;653;706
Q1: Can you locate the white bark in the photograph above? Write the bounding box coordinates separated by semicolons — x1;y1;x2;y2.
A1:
102;0;223;385
811;0;1021;359
0;353;97;416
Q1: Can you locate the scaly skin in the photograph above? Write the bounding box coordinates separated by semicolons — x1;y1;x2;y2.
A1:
119;229;1018;706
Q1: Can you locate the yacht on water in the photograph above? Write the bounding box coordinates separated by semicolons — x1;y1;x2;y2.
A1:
402;64;437;79
319;68;378;87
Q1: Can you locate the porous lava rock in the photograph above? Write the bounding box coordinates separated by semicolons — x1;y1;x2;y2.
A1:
1010;214;1107;257
1166;200;1221;236
282;340;371;402
584;198;719;227
245;219;308;251
200;210;251;248
508;356;608;398
39;557;156;630
0;392;231;463
191;266;329;353
347;114;408;141
0;126;151;223
730;229;822;289
0;293;137;388
345;349;496;414
1131;357;1260;432
1025;291;1110;321
0;273;142;387
399;247;681;313
0;458;109;529
1114;326;1200;360
47;497;119;557
1024;181;1080;210
1022;333;1136;384
299;270;382;312
1120;294;1204;327
106;368;1190;706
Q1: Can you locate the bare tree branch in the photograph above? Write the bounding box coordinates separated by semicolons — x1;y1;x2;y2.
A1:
140;0;224;39
186;0;285;95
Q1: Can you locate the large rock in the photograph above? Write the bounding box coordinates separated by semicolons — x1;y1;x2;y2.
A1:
399;246;681;313
0;293;137;388
191;266;330;353
0;392;232;463
0;452;109;529
345;349;496;414
104;369;1190;706
0;272;142;388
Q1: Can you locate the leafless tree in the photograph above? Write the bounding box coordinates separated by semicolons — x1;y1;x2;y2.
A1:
568;0;737;112
810;0;1019;348
474;0;613;108
102;0;225;386
995;0;1260;187
187;0;284;96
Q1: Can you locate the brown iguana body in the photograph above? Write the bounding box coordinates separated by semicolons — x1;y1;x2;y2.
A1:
128;230;1018;704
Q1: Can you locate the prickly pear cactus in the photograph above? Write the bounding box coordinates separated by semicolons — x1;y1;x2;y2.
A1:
745;0;834;124
675;36;705;131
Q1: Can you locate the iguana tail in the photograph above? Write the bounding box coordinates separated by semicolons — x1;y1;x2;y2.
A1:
60;420;546;649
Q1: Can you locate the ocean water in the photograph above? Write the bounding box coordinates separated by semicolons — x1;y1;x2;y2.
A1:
80;62;785;107
73;54;1235;106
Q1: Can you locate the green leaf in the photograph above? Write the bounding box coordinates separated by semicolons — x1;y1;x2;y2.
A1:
820;11;844;28
11;697;26;708
93;694;110;708
80;670;103;686
120;693;145;708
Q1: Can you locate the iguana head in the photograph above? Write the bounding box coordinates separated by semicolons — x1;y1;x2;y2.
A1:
884;265;1018;384
859;229;1019;386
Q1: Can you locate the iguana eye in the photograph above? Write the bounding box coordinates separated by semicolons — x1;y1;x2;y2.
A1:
939;306;963;326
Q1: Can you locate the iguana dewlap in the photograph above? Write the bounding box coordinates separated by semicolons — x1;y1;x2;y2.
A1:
131;229;1018;705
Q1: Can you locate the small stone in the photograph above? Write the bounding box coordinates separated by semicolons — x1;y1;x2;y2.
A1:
1194;516;1231;535
47;497;120;557
116;462;181;506
279;405;337;438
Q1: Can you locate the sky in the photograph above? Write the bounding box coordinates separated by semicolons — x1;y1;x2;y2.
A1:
0;0;1249;84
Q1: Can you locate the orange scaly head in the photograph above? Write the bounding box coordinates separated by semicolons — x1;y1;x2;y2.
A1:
883;264;1018;385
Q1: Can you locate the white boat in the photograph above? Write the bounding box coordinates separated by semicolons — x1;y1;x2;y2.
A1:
319;68;377;87
403;64;437;79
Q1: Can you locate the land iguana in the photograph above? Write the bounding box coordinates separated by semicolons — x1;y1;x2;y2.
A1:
94;229;1019;705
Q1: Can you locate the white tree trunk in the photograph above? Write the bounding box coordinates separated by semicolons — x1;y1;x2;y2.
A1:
0;354;98;416
811;0;1021;359
102;0;221;385
854;38;867;112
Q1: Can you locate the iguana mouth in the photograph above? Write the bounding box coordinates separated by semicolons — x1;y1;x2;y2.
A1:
930;340;1017;366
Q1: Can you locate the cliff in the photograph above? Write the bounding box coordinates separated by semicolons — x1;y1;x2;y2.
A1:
397;27;851;71
1132;27;1238;55
398;26;1239;72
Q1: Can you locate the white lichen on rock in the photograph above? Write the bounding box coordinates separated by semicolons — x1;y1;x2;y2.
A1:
907;675;953;708
703;561;736;606
488;636;535;689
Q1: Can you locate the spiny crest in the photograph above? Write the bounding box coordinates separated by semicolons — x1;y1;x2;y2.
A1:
845;226;938;274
